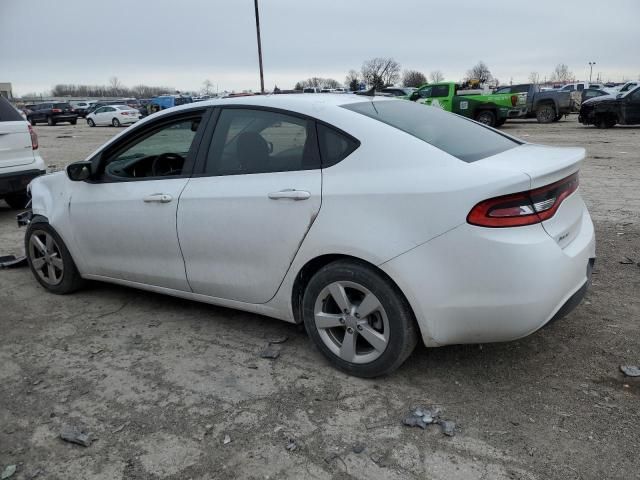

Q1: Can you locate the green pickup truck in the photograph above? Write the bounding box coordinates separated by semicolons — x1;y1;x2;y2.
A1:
408;82;527;127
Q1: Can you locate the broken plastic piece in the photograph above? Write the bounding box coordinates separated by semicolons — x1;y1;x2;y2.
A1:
0;255;28;269
620;365;640;377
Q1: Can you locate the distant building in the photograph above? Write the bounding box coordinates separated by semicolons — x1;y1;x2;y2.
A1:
0;83;13;99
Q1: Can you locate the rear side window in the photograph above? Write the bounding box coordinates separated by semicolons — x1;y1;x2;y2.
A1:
0;96;23;122
317;124;359;167
431;85;449;97
53;103;70;109
342;100;520;163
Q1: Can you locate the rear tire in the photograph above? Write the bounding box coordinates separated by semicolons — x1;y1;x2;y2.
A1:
536;104;555;123
475;110;496;127
3;194;30;209
29;118;36;126
25;222;84;294
47;116;55;126
596;115;616;129
70;119;77;125
302;260;418;377
87;118;95;127
112;118;120;127
495;118;507;127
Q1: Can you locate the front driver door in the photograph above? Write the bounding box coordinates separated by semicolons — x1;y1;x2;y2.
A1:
68;110;207;290
178;107;322;303
622;88;640;124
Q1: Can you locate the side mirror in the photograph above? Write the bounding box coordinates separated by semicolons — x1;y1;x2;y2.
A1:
66;161;93;181
409;91;420;102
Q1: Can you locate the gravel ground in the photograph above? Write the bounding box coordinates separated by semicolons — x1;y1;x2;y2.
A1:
1;117;639;480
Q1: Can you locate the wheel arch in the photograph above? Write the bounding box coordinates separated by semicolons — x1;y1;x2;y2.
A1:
290;253;418;328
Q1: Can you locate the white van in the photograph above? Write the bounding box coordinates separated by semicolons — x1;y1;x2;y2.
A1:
0;96;46;209
559;82;604;92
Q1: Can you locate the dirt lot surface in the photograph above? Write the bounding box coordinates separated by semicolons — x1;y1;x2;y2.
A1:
1;118;639;479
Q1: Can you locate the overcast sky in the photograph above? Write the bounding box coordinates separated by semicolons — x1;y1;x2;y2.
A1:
2;0;639;96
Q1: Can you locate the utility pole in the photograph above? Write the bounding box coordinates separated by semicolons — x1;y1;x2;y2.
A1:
254;0;265;94
588;61;596;83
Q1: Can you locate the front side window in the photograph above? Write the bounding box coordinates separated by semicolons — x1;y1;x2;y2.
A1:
431;85;450;97
342;100;519;163
205;108;319;175
94;107;106;114
100;114;203;180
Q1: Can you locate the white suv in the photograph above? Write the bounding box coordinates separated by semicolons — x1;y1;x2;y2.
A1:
0;96;46;209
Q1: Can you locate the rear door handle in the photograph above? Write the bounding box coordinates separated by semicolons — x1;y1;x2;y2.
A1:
268;189;311;201
143;193;173;203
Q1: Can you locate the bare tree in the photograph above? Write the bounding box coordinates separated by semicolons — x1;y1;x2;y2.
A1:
295;77;342;90
550;64;574;83
109;76;123;96
202;79;214;95
345;70;360;91
529;72;541;84
465;61;493;84
361;57;401;90
429;70;444;83
402;70;427;88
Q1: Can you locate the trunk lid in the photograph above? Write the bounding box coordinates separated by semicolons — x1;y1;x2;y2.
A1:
478;144;586;249
0;121;36;169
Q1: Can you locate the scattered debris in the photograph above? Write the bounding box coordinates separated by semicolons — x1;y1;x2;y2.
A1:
223;434;231;445
260;344;280;359
352;443;365;454
619;257;635;265
370;451;391;468
26;470;43;479
1;465;16;479
268;335;289;344
60;426;92;447
56;135;75;139
246;364;258;369
0;255;27;269
285;438;297;451
147;321;161;328
402;406;456;436
620;365;640;377
111;422;128;434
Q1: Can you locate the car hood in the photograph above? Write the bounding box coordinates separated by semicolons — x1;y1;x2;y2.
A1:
582;95;618;106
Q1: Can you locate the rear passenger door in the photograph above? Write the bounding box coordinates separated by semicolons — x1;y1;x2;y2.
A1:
177;107;322;304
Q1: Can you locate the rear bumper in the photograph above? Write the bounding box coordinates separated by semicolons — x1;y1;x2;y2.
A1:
0;169;46;196
381;208;596;347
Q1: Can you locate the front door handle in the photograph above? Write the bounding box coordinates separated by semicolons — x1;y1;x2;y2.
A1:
268;189;311;201
143;193;173;203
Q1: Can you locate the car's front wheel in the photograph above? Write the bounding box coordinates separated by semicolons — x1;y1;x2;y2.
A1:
25;222;84;294
47;116;55;126
87;118;95;127
302;260;418;377
475;110;496;127
112;118;121;127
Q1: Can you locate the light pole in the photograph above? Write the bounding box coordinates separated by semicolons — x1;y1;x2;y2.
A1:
254;0;265;94
588;62;596;83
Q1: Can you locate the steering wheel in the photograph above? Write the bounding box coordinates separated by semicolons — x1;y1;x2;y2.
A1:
151;152;185;177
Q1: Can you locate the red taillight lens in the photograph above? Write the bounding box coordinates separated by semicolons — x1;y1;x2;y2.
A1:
467;173;579;228
511;95;518;107
28;124;38;150
51;108;62;113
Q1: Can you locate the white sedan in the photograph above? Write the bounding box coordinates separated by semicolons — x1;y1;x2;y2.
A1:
22;95;595;377
86;105;141;127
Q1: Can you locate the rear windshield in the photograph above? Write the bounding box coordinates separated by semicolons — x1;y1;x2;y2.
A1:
342;100;520;162
0;96;24;122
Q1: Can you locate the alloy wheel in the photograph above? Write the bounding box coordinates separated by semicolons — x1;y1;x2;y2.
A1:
28;230;64;286
313;281;390;364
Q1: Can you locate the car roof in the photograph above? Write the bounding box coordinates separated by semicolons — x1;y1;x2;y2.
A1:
149;93;395;121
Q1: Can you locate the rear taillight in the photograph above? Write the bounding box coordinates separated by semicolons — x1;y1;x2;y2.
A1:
467;173;579;228
51;108;62;113
28;125;38;150
510;95;518;107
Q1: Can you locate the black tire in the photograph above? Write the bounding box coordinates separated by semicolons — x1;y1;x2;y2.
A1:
112;118;120;127
302;260;418;378
595;115;616;129
495;118;507;127
47;116;55;126
25;221;84;294
553;114;563;122
3;193;30;209
87;118;95;127
29;117;37;126
475;110;496;127
536;104;555;123
70;119;77;125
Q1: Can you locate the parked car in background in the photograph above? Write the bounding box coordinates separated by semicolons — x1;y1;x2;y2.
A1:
149;95;193;110
409;82;526;127
581;88;611;103
559;82;604;92
579;85;640;128
0;96;46;209
493;84;572;123
302;87;321;93
86;105;141;127
27;102;78;126
380;87;416;98
69;100;96;118
23;95;594;377
605;81;640;95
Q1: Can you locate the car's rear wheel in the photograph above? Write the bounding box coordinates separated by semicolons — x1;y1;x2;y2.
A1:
596;114;616;129
47;116;56;126
3;193;29;209
302;260;418;377
112;118;121;127
25;222;84;294
29;118;36;126
70;119;77;125
536;104;556;123
87;118;95;127
475;110;496;127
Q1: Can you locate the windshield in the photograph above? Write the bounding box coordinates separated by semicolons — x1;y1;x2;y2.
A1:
342;100;520;163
